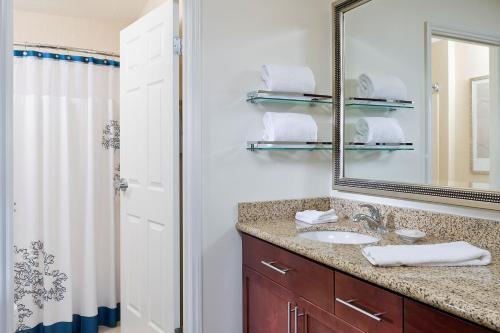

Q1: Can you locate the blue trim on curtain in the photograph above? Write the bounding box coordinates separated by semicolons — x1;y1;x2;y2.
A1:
13;50;120;67
17;304;120;333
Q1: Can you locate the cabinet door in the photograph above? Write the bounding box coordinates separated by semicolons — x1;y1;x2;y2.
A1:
296;298;363;333
404;299;492;333
244;266;296;333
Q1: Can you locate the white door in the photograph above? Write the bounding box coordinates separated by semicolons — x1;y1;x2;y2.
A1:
120;2;180;333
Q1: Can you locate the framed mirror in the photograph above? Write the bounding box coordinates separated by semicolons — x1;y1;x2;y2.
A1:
333;0;500;209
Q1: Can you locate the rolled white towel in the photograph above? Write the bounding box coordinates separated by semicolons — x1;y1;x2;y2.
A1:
295;209;338;224
263;112;318;142
362;241;491;267
357;74;408;100
353;117;405;144
261;64;316;94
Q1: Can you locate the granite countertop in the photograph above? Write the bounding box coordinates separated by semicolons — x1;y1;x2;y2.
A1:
236;217;500;332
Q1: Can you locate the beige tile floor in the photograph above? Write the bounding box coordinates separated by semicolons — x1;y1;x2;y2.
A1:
99;324;120;333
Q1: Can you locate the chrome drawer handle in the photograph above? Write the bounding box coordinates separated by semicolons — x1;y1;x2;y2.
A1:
335;298;383;322
260;260;291;275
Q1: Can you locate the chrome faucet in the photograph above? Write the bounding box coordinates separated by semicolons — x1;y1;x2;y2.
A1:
352;204;387;234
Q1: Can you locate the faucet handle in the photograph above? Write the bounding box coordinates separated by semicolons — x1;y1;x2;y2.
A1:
359;204;381;220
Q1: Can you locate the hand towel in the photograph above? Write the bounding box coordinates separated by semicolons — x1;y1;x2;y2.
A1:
357;74;408;100
362;241;491;267
352;117;405;144
263;112;318;142
261;64;316;94
295;209;339;224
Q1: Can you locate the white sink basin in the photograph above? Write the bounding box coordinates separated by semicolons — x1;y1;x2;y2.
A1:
298;231;380;245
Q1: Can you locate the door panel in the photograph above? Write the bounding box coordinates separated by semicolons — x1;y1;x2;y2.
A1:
120;1;180;333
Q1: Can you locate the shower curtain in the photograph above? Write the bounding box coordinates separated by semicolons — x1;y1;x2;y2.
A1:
13;51;120;333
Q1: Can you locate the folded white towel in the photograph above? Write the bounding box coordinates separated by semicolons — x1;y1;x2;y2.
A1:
295;209;338;224
362;241;491;267
263;112;318;142
261;64;316;94
353;117;405;144
357;74;408;100
296;217;339;225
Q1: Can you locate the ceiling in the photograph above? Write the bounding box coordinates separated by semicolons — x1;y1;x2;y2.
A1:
14;0;150;21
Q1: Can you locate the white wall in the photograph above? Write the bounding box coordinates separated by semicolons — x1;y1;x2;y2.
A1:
201;0;332;331
13;10;131;54
140;0;168;16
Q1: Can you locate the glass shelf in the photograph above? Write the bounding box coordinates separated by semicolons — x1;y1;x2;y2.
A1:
247;90;333;106
345;142;414;151
247;141;333;151
345;97;414;111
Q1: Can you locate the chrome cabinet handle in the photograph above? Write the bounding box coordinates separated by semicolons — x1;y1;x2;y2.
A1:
294;306;298;333
288;303;305;333
290;306;307;333
260;260;291;275
293;306;306;333
335;298;383;322
287;302;292;333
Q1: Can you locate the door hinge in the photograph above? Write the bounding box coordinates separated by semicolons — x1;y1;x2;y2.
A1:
174;37;183;55
174;327;182;333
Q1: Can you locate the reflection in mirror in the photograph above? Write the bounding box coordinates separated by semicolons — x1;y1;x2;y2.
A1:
341;0;500;193
431;36;498;191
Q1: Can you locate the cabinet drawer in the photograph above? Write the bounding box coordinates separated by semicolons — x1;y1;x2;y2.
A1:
242;234;335;312
404;299;492;333
335;272;403;333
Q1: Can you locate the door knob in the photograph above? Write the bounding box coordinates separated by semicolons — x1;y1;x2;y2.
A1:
114;178;128;191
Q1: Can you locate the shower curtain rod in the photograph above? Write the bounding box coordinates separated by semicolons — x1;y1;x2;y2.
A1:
13;42;120;58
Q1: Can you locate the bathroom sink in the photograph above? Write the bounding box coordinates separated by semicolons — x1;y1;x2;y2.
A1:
298;231;380;245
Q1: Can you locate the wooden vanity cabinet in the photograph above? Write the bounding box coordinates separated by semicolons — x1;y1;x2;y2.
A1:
242;234;494;333
243;233;335;312
335;271;403;333
296;297;363;333
243;267;295;333
243;267;362;333
404;299;492;333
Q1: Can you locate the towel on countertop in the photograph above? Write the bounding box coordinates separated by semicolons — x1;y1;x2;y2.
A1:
295;209;338;224
357;73;408;100
262;112;318;142
362;241;491;267
261;64;316;94
353;117;405;144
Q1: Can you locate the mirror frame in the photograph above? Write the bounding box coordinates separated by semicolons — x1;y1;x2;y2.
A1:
332;0;500;210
